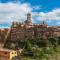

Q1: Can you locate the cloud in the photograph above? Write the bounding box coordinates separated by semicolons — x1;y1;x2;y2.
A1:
32;6;41;10
32;8;60;23
0;2;32;24
0;1;60;27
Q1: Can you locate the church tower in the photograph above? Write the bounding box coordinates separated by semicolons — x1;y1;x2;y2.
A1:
25;13;32;25
27;13;31;24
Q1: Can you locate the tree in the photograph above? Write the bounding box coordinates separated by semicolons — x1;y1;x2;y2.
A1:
48;38;58;48
25;39;32;51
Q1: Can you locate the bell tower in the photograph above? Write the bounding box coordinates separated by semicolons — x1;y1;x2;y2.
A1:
27;13;31;23
25;13;32;25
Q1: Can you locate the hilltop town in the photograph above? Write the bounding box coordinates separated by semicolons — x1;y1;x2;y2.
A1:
0;13;60;60
0;13;60;44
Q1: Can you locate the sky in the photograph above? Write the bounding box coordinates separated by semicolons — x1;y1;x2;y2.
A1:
0;0;60;28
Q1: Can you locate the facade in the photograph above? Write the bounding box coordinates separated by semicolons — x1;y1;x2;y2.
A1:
0;28;9;42
7;22;56;42
0;48;17;60
9;22;25;41
53;26;60;37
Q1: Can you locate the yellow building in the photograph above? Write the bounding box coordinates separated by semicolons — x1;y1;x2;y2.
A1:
0;48;17;60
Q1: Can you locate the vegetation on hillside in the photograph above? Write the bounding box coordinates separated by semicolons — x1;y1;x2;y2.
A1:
4;37;60;60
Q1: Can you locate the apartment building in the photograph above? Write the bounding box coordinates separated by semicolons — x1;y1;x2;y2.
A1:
0;48;17;60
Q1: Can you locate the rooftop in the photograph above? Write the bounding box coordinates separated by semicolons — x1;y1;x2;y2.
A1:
0;48;16;52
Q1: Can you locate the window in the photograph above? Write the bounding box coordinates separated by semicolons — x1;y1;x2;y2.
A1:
4;52;7;54
12;52;13;54
0;55;1;57
15;52;16;54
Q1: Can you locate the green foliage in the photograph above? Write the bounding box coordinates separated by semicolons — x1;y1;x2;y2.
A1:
53;47;60;53
32;47;49;60
58;37;60;45
48;38;57;47
4;40;17;50
25;39;33;51
4;37;60;60
48;38;56;45
18;41;25;48
4;41;11;49
4;40;12;49
45;47;55;54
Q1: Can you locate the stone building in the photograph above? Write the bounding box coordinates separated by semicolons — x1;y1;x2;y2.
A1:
0;28;9;43
0;48;18;60
7;22;25;41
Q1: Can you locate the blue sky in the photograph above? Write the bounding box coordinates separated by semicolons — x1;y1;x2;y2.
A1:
0;0;60;28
